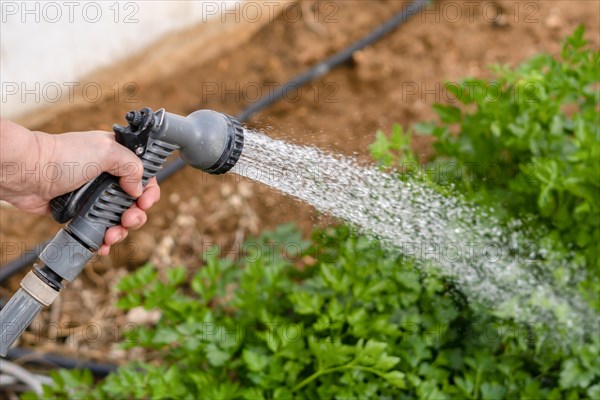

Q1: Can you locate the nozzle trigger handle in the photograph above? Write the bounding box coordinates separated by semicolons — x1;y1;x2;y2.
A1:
49;108;158;224
49;134;141;224
50;179;104;223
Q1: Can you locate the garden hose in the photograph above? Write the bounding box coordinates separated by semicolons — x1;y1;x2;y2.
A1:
0;0;429;370
4;347;116;377
0;108;244;356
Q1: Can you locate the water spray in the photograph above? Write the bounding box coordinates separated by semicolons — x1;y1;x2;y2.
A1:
0;108;244;356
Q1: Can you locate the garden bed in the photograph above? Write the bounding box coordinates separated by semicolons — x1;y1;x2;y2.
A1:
1;0;598;366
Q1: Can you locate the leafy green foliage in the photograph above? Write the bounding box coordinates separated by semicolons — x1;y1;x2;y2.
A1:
370;124;417;169
370;26;600;397
33;27;599;400
372;26;599;274
33;225;598;399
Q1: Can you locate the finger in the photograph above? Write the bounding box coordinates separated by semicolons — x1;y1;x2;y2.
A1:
119;175;144;198
137;177;160;210
98;244;111;256
100;135;144;197
121;205;147;230
105;225;129;246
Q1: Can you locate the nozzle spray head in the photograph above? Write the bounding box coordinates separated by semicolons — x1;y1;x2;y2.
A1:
113;108;244;175
170;110;244;174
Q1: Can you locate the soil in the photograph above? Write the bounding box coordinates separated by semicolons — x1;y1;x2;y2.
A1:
1;0;598;364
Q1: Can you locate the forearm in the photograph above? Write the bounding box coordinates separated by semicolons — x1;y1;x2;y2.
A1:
0;119;50;202
1;119;158;253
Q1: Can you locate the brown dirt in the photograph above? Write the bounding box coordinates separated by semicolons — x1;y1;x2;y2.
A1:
1;0;598;363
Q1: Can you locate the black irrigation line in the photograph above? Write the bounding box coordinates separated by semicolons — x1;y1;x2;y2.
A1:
0;0;429;371
0;240;51;285
4;347;117;377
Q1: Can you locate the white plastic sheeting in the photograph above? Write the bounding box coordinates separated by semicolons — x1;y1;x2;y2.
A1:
0;0;245;118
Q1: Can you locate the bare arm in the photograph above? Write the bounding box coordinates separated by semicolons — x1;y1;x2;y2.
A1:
0;118;160;255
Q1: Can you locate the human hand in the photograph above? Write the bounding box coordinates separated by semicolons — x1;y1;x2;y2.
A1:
0;119;160;255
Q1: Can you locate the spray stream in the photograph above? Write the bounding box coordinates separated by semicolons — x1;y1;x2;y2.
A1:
233;129;595;341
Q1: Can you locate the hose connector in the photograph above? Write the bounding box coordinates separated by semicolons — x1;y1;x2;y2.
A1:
0;268;61;356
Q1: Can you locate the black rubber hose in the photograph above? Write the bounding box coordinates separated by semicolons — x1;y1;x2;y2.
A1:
0;240;50;285
0;0;428;283
238;0;429;121
5;347;117;377
1;0;428;371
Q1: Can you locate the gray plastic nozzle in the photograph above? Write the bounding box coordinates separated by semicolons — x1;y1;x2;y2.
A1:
154;110;244;174
0;289;43;356
0;108;245;356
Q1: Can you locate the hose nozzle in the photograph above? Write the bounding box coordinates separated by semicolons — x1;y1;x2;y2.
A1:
113;109;244;175
1;108;244;355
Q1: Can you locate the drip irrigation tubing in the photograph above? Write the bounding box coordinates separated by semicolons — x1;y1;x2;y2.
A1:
0;240;50;286
1;0;428;284
4;347;117;377
0;0;429;371
237;0;428;121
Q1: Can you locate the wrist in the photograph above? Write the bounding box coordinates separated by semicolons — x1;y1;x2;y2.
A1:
0;120;54;203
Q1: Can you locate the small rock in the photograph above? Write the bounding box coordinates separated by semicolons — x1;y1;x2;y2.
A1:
238;182;253;198
126;306;161;325
352;50;365;63
545;10;561;30
189;196;200;208
169;193;180;204
124;230;154;265
221;184;233;197
492;14;508;28
218;59;229;71
175;214;196;227
228;194;243;209
0;200;14;208
109;344;127;360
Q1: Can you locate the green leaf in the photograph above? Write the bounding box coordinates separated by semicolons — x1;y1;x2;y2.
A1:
205;344;231;367
243;388;266;400
587;384;600;400
417;381;448;400
383;371;406;388
559;359;595;389
538;185;555;216
480;382;505;400
242;349;269;372
369;129;392;166
414;121;436;135
389;124;410;150
166;266;187;285
374;354;401;371
395;271;422;292
445;81;468;103
152;328;179;345
433;104;461;123
357;340;387;366
289;291;324;315
273;387;294;399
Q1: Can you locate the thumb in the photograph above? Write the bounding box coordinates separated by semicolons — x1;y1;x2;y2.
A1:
103;141;144;197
